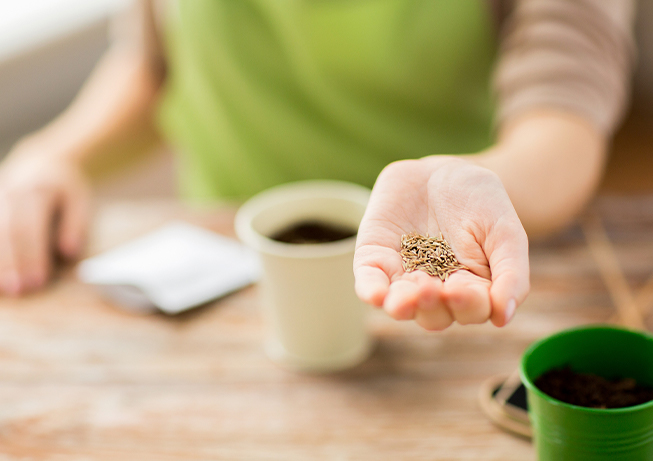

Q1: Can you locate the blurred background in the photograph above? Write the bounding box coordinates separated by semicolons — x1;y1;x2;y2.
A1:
0;0;175;199
0;0;125;153
0;0;652;198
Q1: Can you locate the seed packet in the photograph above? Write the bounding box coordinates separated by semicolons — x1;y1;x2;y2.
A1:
77;222;261;314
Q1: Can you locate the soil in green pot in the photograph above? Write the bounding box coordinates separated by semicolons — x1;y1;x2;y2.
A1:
535;366;653;409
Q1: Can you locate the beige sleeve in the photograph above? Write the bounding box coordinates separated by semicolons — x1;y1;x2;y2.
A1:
493;0;637;136
109;0;166;77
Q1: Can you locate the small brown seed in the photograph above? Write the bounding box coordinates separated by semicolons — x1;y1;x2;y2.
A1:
400;232;468;281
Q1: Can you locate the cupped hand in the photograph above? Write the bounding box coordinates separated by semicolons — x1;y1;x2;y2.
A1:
0;149;91;295
354;156;529;330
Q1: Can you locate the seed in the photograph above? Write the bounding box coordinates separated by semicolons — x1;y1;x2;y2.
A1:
399;232;468;281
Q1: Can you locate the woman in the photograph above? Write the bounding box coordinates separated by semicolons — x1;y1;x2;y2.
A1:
0;0;636;331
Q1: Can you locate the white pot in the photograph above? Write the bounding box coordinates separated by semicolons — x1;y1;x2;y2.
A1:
235;180;373;372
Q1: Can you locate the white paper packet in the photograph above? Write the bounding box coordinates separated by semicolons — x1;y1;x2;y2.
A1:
77;222;261;314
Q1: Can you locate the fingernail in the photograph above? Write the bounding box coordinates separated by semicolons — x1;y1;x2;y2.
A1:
504;299;517;325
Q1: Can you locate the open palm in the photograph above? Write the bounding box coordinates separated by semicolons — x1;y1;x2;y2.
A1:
354;156;529;330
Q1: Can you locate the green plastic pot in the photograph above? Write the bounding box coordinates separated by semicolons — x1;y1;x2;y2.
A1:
520;325;653;461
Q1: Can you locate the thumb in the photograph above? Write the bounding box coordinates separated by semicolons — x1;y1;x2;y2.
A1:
486;217;530;327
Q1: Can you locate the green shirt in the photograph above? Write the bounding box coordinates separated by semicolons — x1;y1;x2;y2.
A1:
158;0;497;200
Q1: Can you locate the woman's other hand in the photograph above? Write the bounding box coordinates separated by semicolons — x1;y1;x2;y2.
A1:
0;143;91;295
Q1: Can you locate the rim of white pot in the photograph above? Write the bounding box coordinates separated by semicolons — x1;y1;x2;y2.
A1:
235;180;371;259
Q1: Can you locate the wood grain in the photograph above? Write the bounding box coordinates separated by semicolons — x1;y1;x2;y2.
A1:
0;196;647;461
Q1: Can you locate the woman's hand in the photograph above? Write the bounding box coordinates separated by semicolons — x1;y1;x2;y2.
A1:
354;155;529;330
0;145;91;296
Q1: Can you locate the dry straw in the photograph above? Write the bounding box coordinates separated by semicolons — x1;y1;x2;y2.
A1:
400;232;468;281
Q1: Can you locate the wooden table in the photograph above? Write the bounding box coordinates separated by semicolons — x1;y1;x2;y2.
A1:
0;196;651;461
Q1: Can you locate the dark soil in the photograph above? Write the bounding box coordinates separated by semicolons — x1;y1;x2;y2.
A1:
270;221;357;244
535;366;653;409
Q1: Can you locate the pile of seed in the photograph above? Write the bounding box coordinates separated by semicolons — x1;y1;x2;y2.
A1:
400;232;468;281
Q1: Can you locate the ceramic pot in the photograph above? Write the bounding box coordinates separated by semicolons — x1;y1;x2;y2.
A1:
235;180;373;372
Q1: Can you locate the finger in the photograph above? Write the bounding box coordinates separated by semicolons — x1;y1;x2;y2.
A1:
441;270;491;325
12;193;54;291
354;266;390;307
57;183;90;259
354;244;403;307
383;279;421;320
411;270;454;331
490;271;524;327
485;218;530;327
0;196;21;296
414;305;454;331
407;269;445;312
